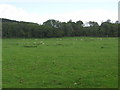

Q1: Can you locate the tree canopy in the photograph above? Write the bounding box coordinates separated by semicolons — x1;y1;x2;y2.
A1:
2;18;119;38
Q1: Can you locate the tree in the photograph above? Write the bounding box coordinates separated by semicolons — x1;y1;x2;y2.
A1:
43;19;61;28
2;18;118;38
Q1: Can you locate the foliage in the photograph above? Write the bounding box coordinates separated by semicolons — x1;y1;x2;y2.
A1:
2;18;118;38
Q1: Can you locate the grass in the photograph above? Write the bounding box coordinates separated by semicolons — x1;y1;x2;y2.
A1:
2;37;118;88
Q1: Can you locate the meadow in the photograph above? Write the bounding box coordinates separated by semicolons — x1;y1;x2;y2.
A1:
2;37;118;88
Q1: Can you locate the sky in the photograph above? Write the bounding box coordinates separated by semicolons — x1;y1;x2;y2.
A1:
0;0;119;25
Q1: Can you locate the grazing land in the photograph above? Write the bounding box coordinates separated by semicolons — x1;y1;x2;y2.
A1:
2;37;118;88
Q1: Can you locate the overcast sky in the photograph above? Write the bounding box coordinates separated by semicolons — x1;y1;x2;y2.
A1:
0;0;119;24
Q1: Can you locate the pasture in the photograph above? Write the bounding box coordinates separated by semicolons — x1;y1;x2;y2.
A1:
2;37;118;88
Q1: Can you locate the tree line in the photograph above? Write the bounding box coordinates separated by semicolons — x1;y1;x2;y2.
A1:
2;18;119;38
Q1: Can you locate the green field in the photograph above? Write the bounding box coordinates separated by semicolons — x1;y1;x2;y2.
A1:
2;37;118;88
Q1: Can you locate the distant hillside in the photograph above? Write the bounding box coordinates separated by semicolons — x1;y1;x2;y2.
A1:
2;18;19;23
